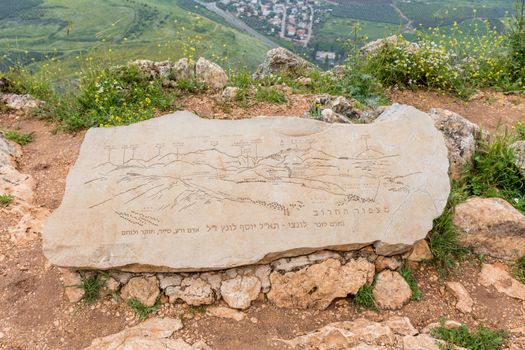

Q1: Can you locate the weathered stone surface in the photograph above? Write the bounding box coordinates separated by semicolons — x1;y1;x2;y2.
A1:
172;58;195;81
267;258;374;309
220;275;261;309
407;239;432;262
132;60;173;80
445;281;473;313
166;277;215;306
254;47;315;79
479;263;525;301
402;334;441;350
195;57;228;90
158;274;183;289
511;140;525;177
373;270;412;310
454;197;525;260
428;108;482;180
0;93;43;112
120;276;160;306
222;86;239;101
59;268;85;303
207;306;246;321
282;318;396;349
44;107;450;271
384;316;418;336
84;317;211;350
374;256;402;272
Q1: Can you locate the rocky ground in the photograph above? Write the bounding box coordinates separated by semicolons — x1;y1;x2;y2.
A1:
0;88;525;350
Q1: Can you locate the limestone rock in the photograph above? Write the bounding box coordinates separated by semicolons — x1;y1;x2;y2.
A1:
132;60;173;80
158;274;183;290
220;275;261;309
445;281;473;313
105;277;120;293
59;268;85;303
222;86;239;101
254;47;315;79
166;277;215;306
479;263;525;301
83;317;206;350
511;140;525;177
308;95;369;124
402;334;441;350
120;276;160;307
454;197;525;260
319;108;351;124
0;93;43;112
362;35;419;58
195;57;228;90
207;306;246;321
384;316;418;336
254;265;271;293
282;318;398;349
172;58;196;81
428;108;482;180
267;258;375;310
271;251;341;272
407;240;432;262
373;270;412;310
43;107;450;271
374;256;402;272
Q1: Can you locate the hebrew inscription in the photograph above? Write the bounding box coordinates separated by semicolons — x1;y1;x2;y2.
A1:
43;107;450;271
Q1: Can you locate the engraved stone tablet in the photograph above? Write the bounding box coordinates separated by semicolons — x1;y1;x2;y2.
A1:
43;105;450;271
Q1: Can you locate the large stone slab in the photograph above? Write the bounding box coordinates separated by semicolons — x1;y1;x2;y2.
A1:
43;106;450;271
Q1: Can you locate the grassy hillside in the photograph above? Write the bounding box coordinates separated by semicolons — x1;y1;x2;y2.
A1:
0;0;271;73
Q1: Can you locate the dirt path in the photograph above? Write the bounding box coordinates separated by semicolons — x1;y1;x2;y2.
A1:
1;90;524;349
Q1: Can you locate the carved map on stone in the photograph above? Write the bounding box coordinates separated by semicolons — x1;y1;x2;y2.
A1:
43;106;450;271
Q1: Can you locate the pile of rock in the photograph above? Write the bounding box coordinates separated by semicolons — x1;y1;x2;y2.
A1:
305;94;381;124
131;57;228;90
62;242;432;312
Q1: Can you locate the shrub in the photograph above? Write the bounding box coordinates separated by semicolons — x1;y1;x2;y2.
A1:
460;133;525;213
77;271;108;304
431;322;507;350
254;86;287;104
507;0;525;88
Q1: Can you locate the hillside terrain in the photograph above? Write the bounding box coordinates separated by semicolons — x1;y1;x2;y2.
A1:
0;0;517;71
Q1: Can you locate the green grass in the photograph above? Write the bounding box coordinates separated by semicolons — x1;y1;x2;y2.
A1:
513;255;525;283
431;322;508;350
429;186;470;277
352;282;377;310
399;264;423;301
460;133;525;214
127;297;160;320
0;194;13;207
76;271;108;304
254;87;287;104
2;129;33;145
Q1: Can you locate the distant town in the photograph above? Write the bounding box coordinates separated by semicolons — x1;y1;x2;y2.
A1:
212;0;338;64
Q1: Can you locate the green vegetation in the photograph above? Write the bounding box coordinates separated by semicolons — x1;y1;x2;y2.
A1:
0;194;13;207
513;255;525;283
188;305;207;316
0;0;270;74
431;322;508;350
254;86;287;104
1;129;33;145
127;297;160;320
460;134;525;214
352;281;377;310
429;188;469;277
76;271;108;304
398;264;423;301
